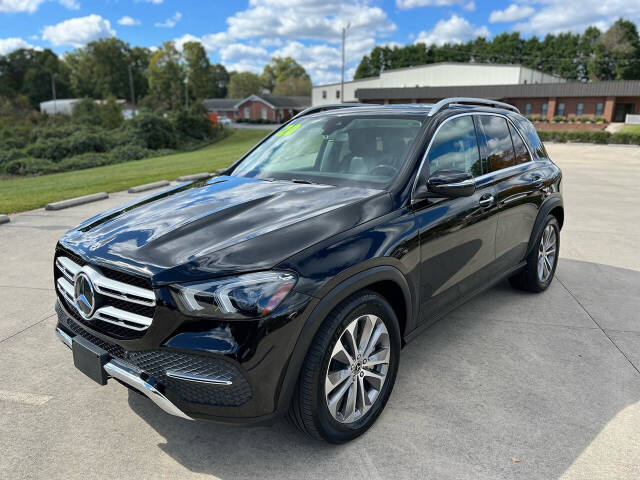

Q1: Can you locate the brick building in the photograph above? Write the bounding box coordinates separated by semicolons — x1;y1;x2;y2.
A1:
355;80;640;123
203;94;310;122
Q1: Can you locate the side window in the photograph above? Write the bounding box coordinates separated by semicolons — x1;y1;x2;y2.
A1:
478;116;516;172
428;116;482;177
509;122;531;164
513;116;548;159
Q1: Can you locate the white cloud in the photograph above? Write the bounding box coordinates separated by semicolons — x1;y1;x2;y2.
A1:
42;14;116;47
396;0;474;9
0;0;78;12
414;14;489;46
514;0;640;35
155;11;182;28
58;0;79;9
489;4;534;23
0;37;39;54
118;15;141;26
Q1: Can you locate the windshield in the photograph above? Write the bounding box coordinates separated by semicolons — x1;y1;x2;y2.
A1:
231;114;425;188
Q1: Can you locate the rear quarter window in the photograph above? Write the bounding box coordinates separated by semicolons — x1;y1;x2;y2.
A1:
512;116;548;160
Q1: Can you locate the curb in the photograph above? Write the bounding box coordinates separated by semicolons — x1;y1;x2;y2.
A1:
45;192;109;211
128;180;170;193
176;172;211;182
0;214;9;225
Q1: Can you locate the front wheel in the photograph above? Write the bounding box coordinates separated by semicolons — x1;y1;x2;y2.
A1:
509;214;560;292
289;290;401;443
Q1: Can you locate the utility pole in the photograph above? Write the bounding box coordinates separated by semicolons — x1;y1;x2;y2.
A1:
341;22;351;104
128;64;136;109
185;74;189;110
51;73;57;114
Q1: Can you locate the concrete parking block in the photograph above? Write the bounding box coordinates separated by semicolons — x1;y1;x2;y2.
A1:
128;180;170;193
45;192;108;211
176;172;211;182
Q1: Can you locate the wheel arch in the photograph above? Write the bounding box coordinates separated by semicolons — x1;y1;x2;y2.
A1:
526;197;564;256
275;264;412;414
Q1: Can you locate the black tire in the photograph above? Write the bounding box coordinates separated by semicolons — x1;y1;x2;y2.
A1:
288;290;401;443
509;214;560;292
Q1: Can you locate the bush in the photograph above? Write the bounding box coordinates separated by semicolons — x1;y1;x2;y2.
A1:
125;113;176;150
25;138;70;161
536;130;640;145
551;115;566;123
2;157;54;176
0;149;26;166
108;144;149;163
170;109;214;143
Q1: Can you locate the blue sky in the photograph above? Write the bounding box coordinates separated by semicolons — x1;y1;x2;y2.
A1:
1;0;638;84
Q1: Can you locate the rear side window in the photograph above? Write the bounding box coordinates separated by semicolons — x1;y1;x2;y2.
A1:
513;116;548;159
509;123;532;164
428;116;482;177
478;116;515;173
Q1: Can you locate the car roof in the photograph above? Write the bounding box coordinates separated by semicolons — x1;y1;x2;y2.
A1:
304;103;520;119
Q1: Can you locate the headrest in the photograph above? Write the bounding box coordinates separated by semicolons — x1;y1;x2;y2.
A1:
348;129;377;156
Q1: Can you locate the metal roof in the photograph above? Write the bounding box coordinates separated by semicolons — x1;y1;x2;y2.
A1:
203;98;241;110
356;80;640;100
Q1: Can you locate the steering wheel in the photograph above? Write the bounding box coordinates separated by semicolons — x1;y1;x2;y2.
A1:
369;164;398;177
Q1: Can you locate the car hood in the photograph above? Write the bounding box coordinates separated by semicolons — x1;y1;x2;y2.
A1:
60;176;391;284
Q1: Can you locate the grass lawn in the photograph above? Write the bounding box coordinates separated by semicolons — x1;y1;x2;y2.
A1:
619;125;640;134
0;128;270;214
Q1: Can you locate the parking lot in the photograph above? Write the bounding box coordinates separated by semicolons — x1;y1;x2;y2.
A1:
1;142;639;480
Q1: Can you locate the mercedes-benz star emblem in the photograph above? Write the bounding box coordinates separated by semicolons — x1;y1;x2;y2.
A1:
74;272;95;319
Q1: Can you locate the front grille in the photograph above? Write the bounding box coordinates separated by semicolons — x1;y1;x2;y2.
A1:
58;303;252;407
54;247;155;340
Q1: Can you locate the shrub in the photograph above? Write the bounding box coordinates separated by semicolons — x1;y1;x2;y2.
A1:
551;115;566;123
0;149;26;166
108;144;149;163
170;109;214;143
25;138;70;162
2;157;54;176
125;113;176;150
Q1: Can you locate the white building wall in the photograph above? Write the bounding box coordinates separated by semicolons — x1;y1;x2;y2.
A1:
312;63;566;106
39;99;79;115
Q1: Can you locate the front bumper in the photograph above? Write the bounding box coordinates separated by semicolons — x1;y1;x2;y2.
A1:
56;327;192;420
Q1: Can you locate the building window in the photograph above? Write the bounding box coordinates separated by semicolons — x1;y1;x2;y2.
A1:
336;90;340;99
261;107;267;120
525;103;532;115
542;102;548;117
595;102;604;116
576;102;584;116
244;107;249;119
557;103;565;116
322;90;327;99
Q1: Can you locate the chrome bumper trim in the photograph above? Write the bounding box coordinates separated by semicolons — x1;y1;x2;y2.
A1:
166;370;233;386
55;327;192;421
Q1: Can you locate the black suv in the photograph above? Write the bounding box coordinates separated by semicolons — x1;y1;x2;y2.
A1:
54;98;563;443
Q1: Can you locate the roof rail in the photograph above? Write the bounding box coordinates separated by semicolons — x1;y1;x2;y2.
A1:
427;97;520;117
292;103;373;120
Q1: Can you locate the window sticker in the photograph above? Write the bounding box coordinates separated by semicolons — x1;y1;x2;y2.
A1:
275;123;301;137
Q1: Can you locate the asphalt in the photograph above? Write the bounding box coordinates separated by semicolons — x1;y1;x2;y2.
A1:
1;143;639;479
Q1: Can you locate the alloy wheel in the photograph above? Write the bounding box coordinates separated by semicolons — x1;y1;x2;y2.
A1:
324;314;390;424
538;224;557;283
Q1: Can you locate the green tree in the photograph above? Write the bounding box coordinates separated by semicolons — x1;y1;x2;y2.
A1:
227;71;262;98
148;41;186;111
0;48;71;107
183;41;213;101
261;56;309;93
210;63;229;98
589;19;640;80
273;76;311;96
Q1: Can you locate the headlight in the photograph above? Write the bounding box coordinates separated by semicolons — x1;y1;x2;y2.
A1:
171;271;297;318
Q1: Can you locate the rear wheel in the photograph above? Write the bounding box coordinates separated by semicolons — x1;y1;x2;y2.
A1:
509;214;560;292
289;290;400;443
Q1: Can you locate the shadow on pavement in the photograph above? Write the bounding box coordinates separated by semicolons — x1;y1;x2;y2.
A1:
128;259;640;480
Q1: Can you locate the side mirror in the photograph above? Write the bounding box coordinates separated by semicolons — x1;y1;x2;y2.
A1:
426;170;476;198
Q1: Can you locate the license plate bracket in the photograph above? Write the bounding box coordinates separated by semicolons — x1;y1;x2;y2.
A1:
72;336;110;385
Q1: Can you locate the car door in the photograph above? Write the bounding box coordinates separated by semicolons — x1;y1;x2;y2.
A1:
413;114;499;327
476;114;545;272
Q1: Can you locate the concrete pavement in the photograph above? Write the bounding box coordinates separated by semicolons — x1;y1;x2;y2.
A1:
1;143;639;479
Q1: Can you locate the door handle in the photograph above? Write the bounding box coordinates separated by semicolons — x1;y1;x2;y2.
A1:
478;194;494;207
531;174;543;188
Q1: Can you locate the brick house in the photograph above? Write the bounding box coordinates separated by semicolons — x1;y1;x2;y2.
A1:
203;94;310;122
355;80;640;123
